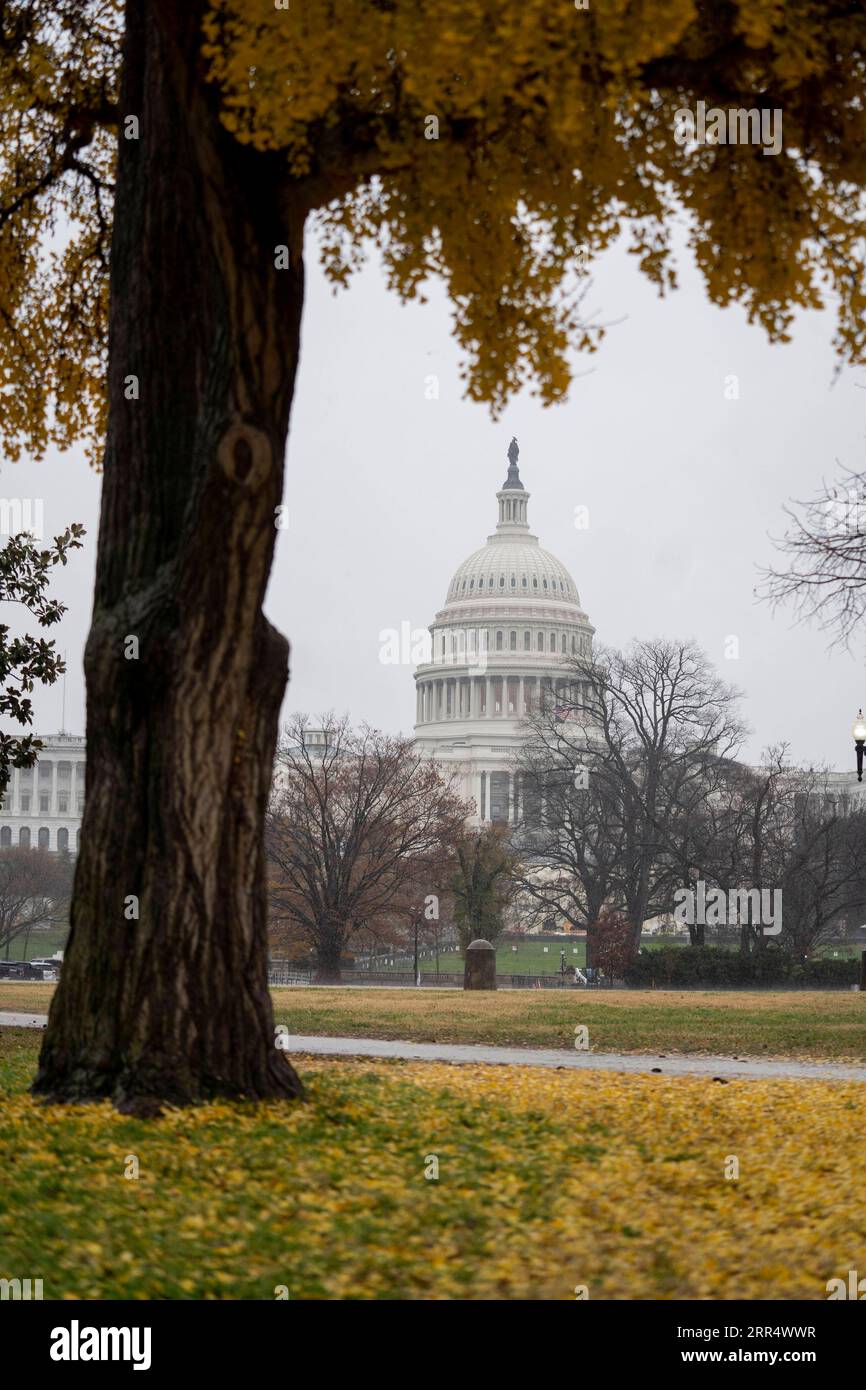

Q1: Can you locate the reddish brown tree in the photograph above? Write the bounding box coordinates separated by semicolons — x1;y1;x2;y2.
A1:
266;716;467;982
593;910;638;984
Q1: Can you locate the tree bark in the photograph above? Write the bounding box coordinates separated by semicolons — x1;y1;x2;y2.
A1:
313;920;344;984
585;926;598;973
34;0;304;1108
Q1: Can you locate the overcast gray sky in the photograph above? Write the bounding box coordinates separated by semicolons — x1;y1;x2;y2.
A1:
3;219;863;769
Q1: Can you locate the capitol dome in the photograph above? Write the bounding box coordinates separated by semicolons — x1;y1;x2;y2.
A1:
414;441;595;824
445;540;582;609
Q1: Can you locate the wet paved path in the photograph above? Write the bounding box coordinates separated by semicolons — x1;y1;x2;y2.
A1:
4;1013;866;1081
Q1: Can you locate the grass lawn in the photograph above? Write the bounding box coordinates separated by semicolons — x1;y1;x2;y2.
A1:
1;926;68;963
384;940;589;975
269;987;866;1061
1;1027;864;1299
374;937;693;975
3;981;866;1060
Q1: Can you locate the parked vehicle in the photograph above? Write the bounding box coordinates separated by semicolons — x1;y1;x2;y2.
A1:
28;957;62;973
0;961;44;980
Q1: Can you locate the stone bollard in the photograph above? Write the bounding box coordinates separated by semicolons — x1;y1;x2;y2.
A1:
464;938;497;991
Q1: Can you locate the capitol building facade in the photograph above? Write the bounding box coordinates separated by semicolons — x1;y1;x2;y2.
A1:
413;443;594;824
0;733;86;852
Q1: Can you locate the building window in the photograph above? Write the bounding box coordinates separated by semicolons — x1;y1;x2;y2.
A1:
537;632;544;651
77;796;85;814
522;576;527;588
510;630;517;650
533;577;538;589
58;793;69;814
20;795;30;813
543;578;548;590
38;827;49;849
551;633;557;652
510;575;516;588
524;631;530;650
57;828;69;852
572;635;577;653
499;575;505;588
40;795;49;814
0;826;9;847
496;630;503;651
19;827;30;848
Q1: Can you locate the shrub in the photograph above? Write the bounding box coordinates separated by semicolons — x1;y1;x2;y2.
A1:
623;947;858;989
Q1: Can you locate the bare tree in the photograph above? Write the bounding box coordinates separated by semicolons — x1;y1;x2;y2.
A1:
759;464;866;648
449;825;521;952
519;639;746;949
266;715;468;982
515;713;625;969
373;842;460;978
0;847;73;957
668;744;866;958
764;758;866;959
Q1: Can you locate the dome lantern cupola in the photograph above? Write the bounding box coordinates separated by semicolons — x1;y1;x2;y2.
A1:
496;437;530;531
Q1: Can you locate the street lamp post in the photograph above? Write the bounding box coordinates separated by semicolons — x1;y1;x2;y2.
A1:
854;709;866;782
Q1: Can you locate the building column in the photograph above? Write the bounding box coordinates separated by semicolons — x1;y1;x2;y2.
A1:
49;760;57;817
485;677;492;717
480;770;487;821
518;676;525;718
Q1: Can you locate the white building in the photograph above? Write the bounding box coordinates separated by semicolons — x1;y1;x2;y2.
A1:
413;442;595;823
0;733;85;852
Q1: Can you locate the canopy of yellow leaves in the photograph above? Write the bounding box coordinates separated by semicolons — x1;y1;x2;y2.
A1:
1;1;865;458
202;0;866;410
0;1;119;461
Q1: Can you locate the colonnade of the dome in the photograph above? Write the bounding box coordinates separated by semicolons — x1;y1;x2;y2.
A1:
414;672;591;724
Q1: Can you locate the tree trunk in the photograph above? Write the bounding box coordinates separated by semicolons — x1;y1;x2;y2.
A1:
313;950;343;986
313;918;344;984
585;926;598;972
34;0;305;1108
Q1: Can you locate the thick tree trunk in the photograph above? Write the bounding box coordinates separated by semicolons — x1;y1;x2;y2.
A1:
313;920;344;984
34;0;304;1108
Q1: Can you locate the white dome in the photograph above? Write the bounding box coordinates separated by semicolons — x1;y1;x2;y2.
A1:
445;535;581;609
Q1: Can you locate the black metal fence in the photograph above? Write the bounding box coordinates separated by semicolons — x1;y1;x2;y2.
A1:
266;964;609;990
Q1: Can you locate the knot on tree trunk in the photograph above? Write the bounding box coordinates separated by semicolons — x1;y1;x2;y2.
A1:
218;421;272;490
